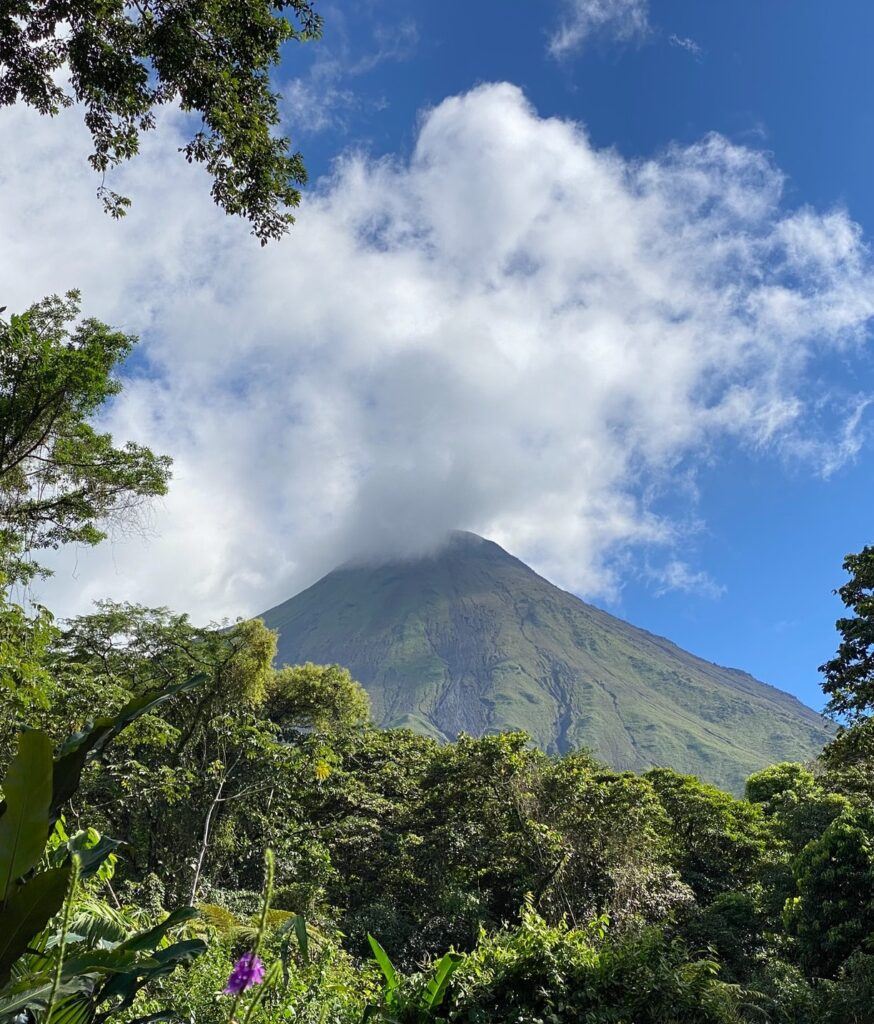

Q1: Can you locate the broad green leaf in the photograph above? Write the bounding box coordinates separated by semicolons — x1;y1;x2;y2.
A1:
1;946;146;1002
60;948;150;978
0;732;53;903
422;952;463;1010
0;974;93;1018
293;914;309;963
96;939;206;1010
45;993;94;1024
0;866;70;985
52;674;206;818
116;906;199;953
367;934;398;994
47;896;135;950
66;832;123;882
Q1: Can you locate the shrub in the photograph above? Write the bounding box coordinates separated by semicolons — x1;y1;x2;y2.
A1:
443;901;750;1024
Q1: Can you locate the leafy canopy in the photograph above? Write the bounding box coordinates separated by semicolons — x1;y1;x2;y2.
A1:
0;293;171;583
0;0;321;242
787;807;874;978
821;546;874;724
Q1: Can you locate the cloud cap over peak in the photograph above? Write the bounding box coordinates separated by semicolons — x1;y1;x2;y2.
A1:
2;82;871;621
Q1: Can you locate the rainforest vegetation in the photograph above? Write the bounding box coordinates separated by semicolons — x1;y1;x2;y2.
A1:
1;294;874;1024
2;4;873;1020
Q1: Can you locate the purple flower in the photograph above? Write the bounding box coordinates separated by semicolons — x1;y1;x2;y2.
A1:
223;953;266;995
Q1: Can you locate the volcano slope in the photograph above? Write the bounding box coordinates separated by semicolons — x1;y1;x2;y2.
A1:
260;532;829;792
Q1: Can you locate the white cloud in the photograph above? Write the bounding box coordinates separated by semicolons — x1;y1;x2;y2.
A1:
549;0;649;57
1;83;872;623
283;19;417;134
650;561;725;599
669;34;704;60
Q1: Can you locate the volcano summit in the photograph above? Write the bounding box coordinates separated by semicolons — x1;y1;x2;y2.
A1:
260;532;828;792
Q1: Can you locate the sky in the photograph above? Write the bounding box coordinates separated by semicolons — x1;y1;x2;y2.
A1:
2;0;873;711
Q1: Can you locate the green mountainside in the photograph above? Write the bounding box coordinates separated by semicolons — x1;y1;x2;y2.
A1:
260;532;830;792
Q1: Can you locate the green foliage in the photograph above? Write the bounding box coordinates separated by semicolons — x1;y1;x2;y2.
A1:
814;951;874;1024
0;596;55;722
53;603;377;911
0;294;171;584
540;754;692;928
0;731;53;904
365;934;463;1023
139;910;372;1024
443;901;749;1024
0;704;208;1023
787;807;874;978
267;663;371;735
820;546;874;724
0;0;321;240
746;762;849;855
819;718;874;804
817;546;874;817
746;763;818;806
645;768;770;903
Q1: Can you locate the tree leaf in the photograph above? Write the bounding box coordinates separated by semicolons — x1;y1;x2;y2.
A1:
367;934;398;995
45;992;94;1024
0;732;54;904
66;833;123;883
0;974;93;1018
0;867;71;985
116;907;199;954
422;952;463;1010
293;915;309;964
53;899;133;949
52;675;205;818
95;940;205;1010
3;948;157;1011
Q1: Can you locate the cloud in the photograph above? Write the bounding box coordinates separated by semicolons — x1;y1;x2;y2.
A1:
549;0;649;57
669;34;704;60
650;561;725;599
283;19;418;134
1;83;872;624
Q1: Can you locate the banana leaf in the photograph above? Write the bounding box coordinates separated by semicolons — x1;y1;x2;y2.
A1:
0;733;53;904
0;868;71;986
94;940;205;1014
367;935;398;1000
421;952;463;1011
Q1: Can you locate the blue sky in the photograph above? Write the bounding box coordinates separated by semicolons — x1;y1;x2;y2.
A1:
4;0;873;714
277;0;874;710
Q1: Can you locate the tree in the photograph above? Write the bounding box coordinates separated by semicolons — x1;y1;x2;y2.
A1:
787;808;874;978
645;768;769;903
55;602;379;910
55;604;279;893
267;662;371;735
745;762;848;856
820;546;874;724
539;755;691;930
0;0;321;242
443;904;747;1024
0;593;56;764
819;718;874;802
0;293;171;584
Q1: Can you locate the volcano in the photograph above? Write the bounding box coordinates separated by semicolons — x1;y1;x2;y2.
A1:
260;532;829;792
